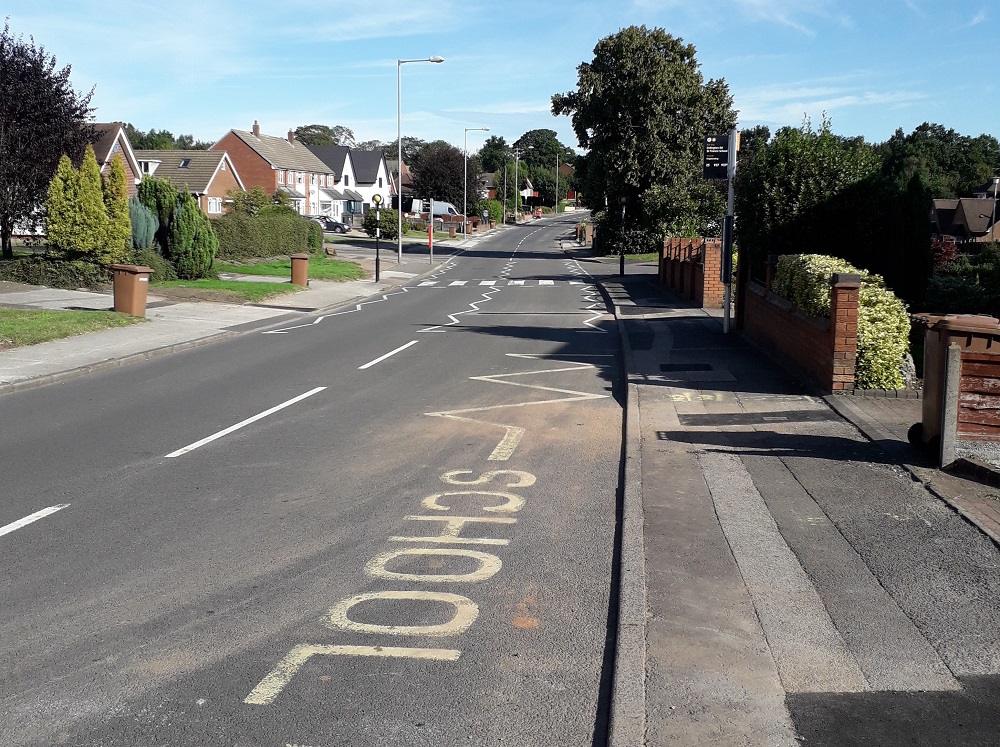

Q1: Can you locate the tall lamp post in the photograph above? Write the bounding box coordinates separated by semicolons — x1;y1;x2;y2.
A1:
512;148;523;223
397;55;444;263
463;127;489;238
991;176;999;242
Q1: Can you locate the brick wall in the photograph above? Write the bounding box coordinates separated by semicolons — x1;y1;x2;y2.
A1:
212;132;275;195
742;273;861;393
657;237;725;309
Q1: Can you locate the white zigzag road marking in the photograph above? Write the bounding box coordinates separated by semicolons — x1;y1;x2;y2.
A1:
419;288;503;332
262;258;460;335
425;354;612;461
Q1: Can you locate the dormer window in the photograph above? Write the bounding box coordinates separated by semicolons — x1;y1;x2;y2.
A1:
179;158;191;168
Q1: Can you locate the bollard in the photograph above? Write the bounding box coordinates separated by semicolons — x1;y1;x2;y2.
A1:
290;253;310;287
110;264;153;317
449;225;456;238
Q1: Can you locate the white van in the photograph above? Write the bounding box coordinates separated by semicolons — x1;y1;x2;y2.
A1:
409;199;463;217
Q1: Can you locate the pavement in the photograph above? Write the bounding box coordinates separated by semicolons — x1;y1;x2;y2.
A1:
602;265;1000;746
4;244;1000;744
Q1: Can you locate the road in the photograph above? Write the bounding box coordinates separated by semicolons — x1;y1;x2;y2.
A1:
0;218;624;746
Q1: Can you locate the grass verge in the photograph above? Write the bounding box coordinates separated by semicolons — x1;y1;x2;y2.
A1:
215;256;366;281
0;309;144;349
153;278;304;303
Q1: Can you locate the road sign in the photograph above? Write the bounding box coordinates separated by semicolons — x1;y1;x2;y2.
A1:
703;134;730;179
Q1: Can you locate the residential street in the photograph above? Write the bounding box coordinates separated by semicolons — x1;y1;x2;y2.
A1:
0;219;623;745
2;218;1000;746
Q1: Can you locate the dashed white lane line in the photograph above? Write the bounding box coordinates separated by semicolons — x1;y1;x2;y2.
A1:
165;387;327;458
0;504;71;539
358;340;419;370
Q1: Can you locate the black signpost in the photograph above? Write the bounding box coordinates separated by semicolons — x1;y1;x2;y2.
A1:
704;131;739;332
373;193;382;282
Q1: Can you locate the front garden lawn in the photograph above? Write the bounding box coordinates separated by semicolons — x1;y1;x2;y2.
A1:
153;278;304;303
214;255;366;281
0;308;144;349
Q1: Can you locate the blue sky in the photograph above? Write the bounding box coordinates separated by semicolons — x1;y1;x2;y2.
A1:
6;0;997;153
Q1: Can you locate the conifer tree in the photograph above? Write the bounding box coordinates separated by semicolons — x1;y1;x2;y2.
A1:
45;154;79;254
129;196;158;251
74;144;109;259
102;152;131;264
170;191;216;279
137;175;179;254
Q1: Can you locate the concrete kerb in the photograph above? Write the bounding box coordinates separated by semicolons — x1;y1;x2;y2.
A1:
601;285;648;747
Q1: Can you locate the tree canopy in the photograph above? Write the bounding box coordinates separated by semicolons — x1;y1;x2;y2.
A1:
293;124;357;147
0;20;94;259
410;140;478;212
478;135;510;174
124;124;211;150
552;25;736;247
512;129;575;171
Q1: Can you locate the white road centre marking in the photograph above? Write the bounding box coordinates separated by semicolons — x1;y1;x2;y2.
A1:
0;504;70;538
448;280;468;286
358;340;419;369
165;387;326;458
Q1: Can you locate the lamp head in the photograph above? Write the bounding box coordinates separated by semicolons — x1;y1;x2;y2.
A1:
429;56;445;63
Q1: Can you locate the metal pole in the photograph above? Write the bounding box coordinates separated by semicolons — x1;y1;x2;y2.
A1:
555;153;559;215
722;127;738;334
429;198;434;265
375;201;381;282
502;163;508;224
397;60;403;264
991;177;999;242
513;150;520;222
463;129;468;238
619;197;625;276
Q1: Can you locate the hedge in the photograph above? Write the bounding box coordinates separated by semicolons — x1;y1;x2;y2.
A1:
773;254;910;389
0;256;112;289
211;212;316;261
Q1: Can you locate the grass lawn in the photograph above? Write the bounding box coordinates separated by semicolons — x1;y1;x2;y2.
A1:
0;309;144;349
153;278;304;303
215;256;366;281
627;253;660;262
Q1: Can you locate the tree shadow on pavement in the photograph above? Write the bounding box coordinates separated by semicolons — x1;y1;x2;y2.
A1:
786;675;1000;746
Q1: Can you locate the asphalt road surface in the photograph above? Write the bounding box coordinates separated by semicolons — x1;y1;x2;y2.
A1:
0;217;625;746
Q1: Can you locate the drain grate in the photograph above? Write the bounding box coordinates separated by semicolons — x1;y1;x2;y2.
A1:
660;363;713;372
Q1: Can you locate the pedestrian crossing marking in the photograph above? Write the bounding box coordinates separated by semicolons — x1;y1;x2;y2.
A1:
414;279;582;287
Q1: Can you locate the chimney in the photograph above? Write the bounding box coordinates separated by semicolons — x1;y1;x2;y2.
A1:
252;120;260;138
288;129;295;145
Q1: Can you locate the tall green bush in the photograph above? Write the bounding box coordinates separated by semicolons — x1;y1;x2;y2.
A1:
363;208;405;240
169;192;216;279
129;196;158;251
45;155;78;254
476;199;503;225
773;254;910;389
45;145;109;259
102;153;132;265
211;211;313;261
137;175;179;254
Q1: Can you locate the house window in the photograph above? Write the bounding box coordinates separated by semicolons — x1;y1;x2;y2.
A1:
319;175;325;187
378;177;383;188
221;161;226;171
207;197;223;214
344;174;350;186
179;158;191;168
297;173;304;185
310;174;316;185
278;170;285;184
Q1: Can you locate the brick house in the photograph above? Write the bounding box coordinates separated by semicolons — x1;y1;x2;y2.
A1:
134;150;244;217
88;122;143;197
211;121;336;216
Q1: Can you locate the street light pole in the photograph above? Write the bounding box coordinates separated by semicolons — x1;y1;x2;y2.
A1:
397;55;444;263
463;127;489;238
555;153;559;215
991;176;999;242
513;148;521;223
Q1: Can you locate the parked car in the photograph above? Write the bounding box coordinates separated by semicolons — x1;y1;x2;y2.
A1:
308;216;350;233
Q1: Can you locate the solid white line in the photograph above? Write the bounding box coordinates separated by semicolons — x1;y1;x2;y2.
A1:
358;340;419;370
165;387;327;458
0;504;70;538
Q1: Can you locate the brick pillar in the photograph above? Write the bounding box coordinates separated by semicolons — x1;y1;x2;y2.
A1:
701;238;724;308
659;239;668;285
829;272;861;391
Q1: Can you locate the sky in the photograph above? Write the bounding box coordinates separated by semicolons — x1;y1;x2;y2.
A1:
5;0;998;155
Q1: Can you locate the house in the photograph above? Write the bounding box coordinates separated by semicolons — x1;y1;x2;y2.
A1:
134;150;244;217
211;121;336;216
386;159;413;208
87;122;143;197
304;145;361;220
347;149;392;212
480;172;496;200
932;197;997;242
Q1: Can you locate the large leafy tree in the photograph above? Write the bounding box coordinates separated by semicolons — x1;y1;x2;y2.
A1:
0;21;94;259
478;135;510;174
552;25;736;246
293;124;356;147
512;129;575;171
410;140;473;211
876;122;1000;197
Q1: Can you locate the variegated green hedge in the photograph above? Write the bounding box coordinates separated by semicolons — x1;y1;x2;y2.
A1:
772;254;910;389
